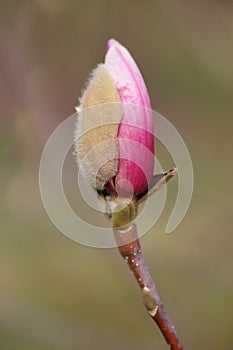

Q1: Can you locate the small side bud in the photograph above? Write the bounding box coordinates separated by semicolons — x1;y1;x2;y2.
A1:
142;286;158;316
108;196;138;228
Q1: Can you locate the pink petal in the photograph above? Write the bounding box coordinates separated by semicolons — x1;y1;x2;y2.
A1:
105;39;154;195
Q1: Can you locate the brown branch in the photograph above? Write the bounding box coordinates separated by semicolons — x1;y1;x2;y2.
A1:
114;223;184;350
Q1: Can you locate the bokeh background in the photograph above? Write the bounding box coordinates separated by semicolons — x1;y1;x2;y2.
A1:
1;1;233;349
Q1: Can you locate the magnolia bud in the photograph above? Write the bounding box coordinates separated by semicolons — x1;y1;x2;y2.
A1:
74;39;154;198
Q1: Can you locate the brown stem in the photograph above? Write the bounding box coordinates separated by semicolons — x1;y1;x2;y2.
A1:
114;223;184;350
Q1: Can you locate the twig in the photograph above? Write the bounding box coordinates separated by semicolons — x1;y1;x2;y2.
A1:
114;223;184;350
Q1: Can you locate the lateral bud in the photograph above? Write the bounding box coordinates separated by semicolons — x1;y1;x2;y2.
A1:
142;286;158;317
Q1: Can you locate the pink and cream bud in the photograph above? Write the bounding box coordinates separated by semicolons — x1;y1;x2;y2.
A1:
75;39;154;198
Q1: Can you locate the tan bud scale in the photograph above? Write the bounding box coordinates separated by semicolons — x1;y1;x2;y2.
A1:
74;65;122;190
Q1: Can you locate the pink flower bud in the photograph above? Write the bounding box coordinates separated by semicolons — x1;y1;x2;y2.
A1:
75;39;154;198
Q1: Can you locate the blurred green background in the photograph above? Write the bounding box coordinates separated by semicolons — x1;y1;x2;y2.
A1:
1;1;233;349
